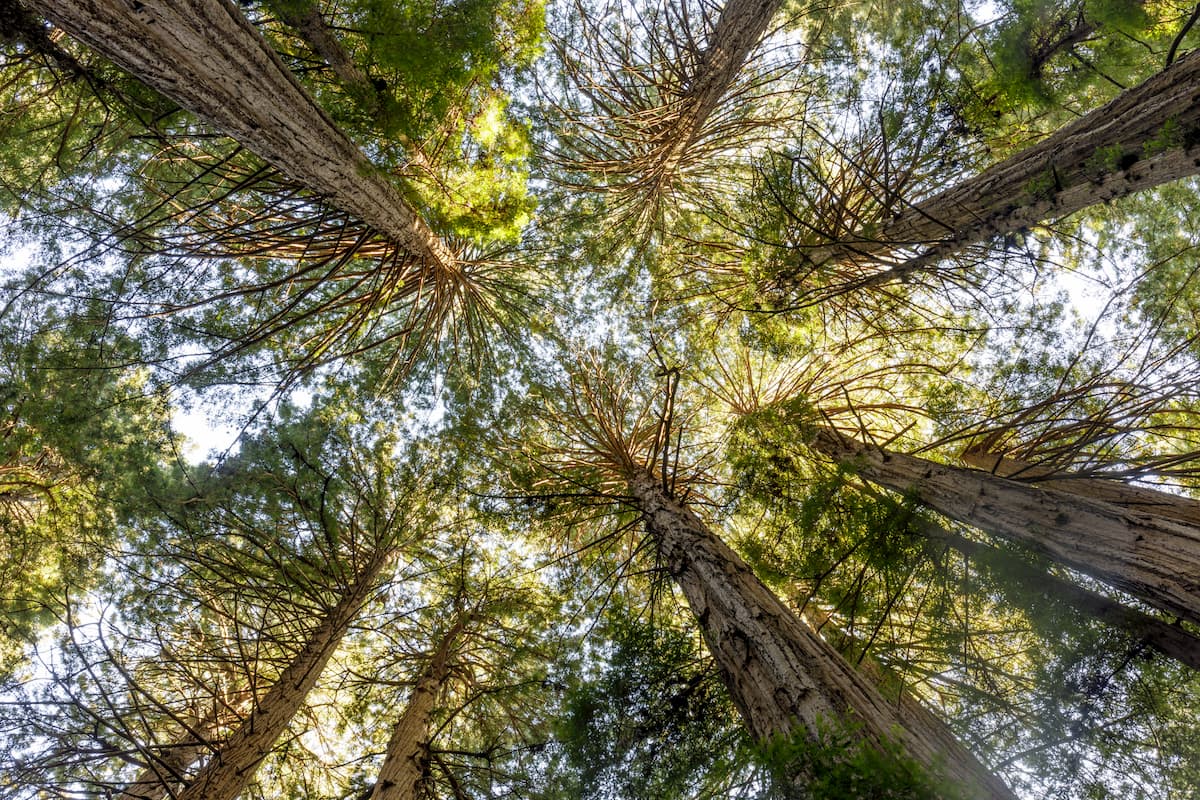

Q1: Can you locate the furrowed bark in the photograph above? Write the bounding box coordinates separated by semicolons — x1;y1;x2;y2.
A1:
627;470;1016;800
810;428;1200;628
369;617;467;800
961;451;1200;529
919;520;1200;670
177;551;388;800
777;50;1200;287
27;0;455;271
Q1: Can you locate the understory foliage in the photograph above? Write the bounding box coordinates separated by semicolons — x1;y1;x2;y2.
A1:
3;0;1200;797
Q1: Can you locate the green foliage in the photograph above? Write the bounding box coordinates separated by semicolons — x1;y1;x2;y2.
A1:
5;0;1200;796
757;720;969;800
0;18;178;216
261;0;544;243
542;609;749;800
0;294;174;678
1142;116;1184;157
949;0;1196;143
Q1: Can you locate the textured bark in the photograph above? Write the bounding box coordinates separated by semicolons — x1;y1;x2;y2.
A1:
811;428;1200;627
369;618;466;800
920;520;1200;670
777;50;1200;285
627;470;1016;800
27;0;454;271
177;552;388;800
961;451;1200;529
652;0;782;181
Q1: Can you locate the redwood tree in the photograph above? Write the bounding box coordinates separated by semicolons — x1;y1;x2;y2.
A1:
765;49;1200;301
808;426;1200;628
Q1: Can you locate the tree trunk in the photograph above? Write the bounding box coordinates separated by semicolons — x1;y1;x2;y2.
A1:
960;450;1200;529
264;0;435;178
918;519;1200;669
26;0;455;271
810;428;1200;628
651;0;783;181
368;617;467;800
177;552;388;800
626;470;1016;800
776;50;1200;288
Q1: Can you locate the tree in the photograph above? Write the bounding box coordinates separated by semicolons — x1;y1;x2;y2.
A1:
15;0;533;384
762;48;1200;304
522;359;1016;798
807;426;1200;628
7;0;1200;795
548;0;797;233
915;515;1200;670
25;0;454;270
0;293;173;678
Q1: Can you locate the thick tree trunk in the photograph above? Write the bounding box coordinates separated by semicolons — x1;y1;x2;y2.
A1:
626;470;1016;800
960;451;1200;529
26;0;455;271
265;0;434;177
810;428;1200;627
919;520;1200;669
776;50;1200;288
176;552;388;800
369;617;466;800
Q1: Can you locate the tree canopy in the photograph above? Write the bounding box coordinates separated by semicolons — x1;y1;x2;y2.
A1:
3;0;1200;797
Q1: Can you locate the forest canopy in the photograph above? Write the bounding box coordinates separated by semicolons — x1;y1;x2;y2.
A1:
3;0;1200;797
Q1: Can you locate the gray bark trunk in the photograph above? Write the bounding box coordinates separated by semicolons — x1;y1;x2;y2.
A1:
27;0;455;271
177;551;388;800
960;451;1200;529
810;428;1200;627
627;470;1016;800
369;617;466;800
919;519;1200;669
776;50;1200;288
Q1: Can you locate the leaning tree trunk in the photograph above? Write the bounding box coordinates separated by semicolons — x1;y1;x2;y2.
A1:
960;450;1200;529
626;470;1016;800
368;617;468;800
176;551;389;800
26;0;455;271
810;428;1200;628
918;519;1200;669
775;49;1200;288
648;0;783;185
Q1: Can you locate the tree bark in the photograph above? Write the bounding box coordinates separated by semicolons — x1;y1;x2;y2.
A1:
368;617;467;800
960;450;1200;529
650;0;783;182
810;428;1200;628
775;50;1200;288
26;0;455;271
626;470;1016;800
176;551;388;800
919;519;1200;670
